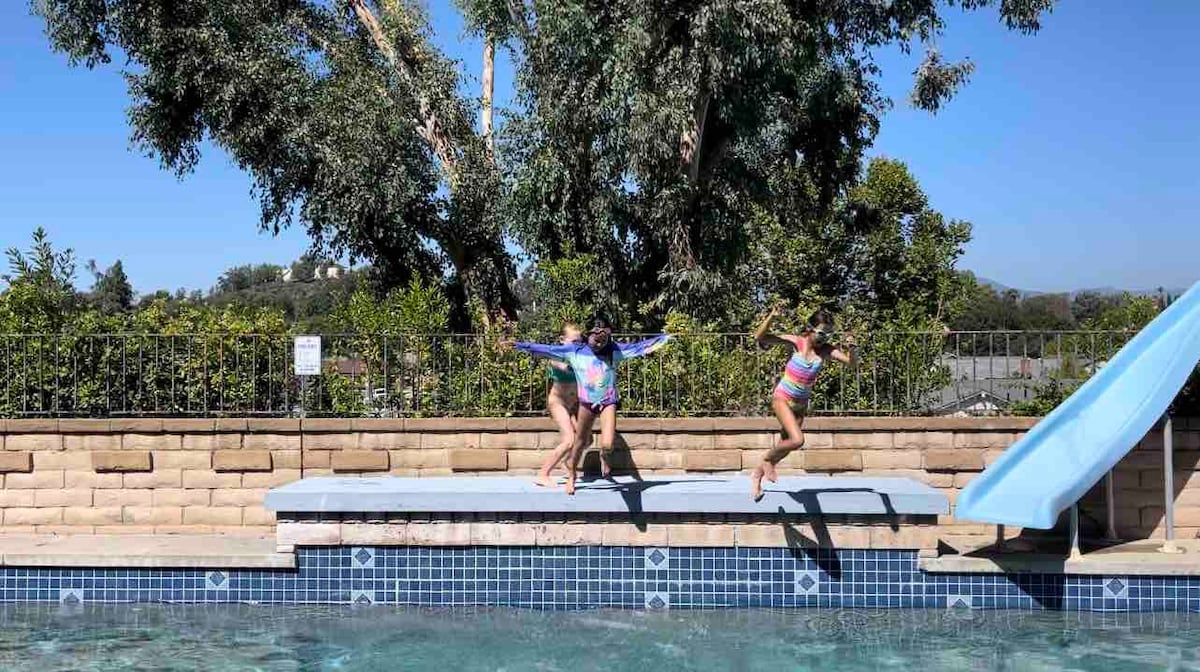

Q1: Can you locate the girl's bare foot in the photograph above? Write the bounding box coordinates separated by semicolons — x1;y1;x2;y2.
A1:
599;451;613;479
751;464;766;502
763;460;779;483
534;471;556;488
565;472;577;495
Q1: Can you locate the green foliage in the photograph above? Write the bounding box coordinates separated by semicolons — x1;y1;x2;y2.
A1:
1008;293;1200;417
35;0;1055;328
206;276;357;334
34;0;517;327
0;298;290;418
516;255;623;333
321;280;453;415
949;274;1146;339
334;280;451;335
1;227;79;332
500;2;1043;321
86;260;134;315
1081;294;1160;332
215;264;285;294
1010;378;1075;417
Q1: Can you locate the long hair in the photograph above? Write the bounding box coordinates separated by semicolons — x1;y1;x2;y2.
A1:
804;309;835;333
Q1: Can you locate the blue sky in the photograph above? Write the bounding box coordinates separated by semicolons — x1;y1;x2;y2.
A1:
1;1;1197;295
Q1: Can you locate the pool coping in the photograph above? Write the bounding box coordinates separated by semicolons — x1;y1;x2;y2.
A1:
0;534;295;569
264;475;950;516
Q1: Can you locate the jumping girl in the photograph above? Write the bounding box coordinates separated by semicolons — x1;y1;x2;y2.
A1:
511;317;671;495
751;307;855;501
528;322;588;487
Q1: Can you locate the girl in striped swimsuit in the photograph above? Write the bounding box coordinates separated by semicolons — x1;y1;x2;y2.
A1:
751;307;855;500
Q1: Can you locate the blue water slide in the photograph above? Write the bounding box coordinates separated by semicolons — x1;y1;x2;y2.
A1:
955;281;1200;529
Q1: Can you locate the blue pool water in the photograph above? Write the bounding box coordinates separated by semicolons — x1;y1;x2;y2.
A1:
6;605;1200;670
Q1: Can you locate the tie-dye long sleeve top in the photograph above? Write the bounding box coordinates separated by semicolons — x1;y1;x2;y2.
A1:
515;335;671;406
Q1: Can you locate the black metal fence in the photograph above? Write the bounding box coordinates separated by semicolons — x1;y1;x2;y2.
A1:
0;331;1137;418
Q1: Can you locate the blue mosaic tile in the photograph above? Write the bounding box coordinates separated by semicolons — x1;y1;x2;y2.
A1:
59;588;83;605
0;546;1198;611
351;547;376;570
205;571;229;591
1104;577;1130;599
645;591;669;610
644;547;669;570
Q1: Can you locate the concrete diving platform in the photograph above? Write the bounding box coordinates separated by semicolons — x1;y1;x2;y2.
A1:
265;475;949;517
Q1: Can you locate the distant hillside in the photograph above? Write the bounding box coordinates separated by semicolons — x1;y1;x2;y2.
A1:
973;275;1184;300
206;276;358;331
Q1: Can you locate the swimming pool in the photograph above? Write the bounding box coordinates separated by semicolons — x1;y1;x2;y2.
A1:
7;604;1199;670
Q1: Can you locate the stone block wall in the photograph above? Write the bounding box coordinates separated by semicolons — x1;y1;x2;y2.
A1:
0;416;1196;545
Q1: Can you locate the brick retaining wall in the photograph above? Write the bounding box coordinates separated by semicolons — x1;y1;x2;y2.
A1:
0;417;1196;546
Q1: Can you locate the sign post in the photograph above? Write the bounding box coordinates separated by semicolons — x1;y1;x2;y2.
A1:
293;336;322;419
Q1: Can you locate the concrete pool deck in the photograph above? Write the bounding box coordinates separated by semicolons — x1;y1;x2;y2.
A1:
264;475;950;516
0;534;294;569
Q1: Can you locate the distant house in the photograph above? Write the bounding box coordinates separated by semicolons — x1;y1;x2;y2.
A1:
281;268;295;283
934;389;1012;417
310;264;345;280
331;357;367;377
931;349;1110;416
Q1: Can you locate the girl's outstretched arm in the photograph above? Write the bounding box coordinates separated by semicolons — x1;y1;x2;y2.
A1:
825;333;856;365
506;340;570;370
614;334;671;362
753;307;798;349
513;342;576;362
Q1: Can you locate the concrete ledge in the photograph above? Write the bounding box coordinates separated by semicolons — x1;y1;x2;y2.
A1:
265;475;949;516
921;539;1200;577
0;534;294;569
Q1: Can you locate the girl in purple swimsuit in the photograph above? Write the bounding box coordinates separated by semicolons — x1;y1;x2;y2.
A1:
511;317;671;494
751;307;855;501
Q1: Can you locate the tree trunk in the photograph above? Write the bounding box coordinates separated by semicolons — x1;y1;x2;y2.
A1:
348;0;519;324
482;36;495;157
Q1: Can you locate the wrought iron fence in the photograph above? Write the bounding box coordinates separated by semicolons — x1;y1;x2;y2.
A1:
0;331;1139;418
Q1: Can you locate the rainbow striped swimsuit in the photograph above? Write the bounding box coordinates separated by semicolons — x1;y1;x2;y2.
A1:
773;345;823;405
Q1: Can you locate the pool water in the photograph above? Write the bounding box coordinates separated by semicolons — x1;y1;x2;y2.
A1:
6;605;1200;671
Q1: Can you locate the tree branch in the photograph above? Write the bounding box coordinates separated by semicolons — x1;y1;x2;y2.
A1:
348;0;461;186
679;93;710;185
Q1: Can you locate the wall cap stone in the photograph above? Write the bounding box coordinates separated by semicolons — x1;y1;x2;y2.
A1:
107;419;164;433
0;415;1056;436
350;419;407;432
3;420;59;433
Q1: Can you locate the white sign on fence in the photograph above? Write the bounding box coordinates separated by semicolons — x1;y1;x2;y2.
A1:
294;336;322;376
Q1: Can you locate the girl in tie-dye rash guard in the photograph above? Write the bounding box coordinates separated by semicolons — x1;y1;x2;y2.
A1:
512;317;671;494
751;307;856;501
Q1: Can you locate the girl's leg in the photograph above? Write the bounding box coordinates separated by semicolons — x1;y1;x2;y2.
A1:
537;392;576;487
596;404;617;478
751;397;806;500
565;405;598;495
